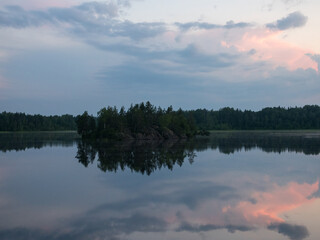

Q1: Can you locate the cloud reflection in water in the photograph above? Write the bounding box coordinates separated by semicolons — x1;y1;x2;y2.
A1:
0;132;320;240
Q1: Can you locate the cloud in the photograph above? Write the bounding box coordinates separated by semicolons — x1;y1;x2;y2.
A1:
306;53;320;71
0;2;165;40
91;49;320;111
0;2;119;28
268;223;309;240
92;42;237;76
176;20;252;31
0;228;48;240
177;45;237;70
282;0;304;7
87;181;238;215
176;222;254;233
0;214;168;240
266;11;308;30
223;27;317;71
0;5;42;28
223;181;319;225
0;0;81;10
0;2;318;113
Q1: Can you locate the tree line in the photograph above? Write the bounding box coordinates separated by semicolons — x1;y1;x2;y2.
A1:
0;112;76;131
1;104;320;133
187;105;320;130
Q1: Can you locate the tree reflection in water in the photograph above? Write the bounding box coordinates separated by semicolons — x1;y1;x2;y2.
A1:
76;140;198;175
75;132;320;175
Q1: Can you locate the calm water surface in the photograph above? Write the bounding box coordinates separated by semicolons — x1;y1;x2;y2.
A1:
0;131;320;240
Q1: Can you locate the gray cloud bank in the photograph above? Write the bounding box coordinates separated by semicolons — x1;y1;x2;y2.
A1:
176;222;255;233
0;2;250;41
1;2;303;44
268;223;309;240
0;213;167;240
0;2;166;40
0;1;319;114
267;11;308;30
176;20;252;31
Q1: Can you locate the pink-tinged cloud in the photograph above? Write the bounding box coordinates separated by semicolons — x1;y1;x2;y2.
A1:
224;181;319;226
231;28;318;71
173;25;317;76
168;180;318;229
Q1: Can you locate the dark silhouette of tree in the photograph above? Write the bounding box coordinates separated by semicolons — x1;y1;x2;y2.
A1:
1;104;320;133
75;111;96;138
76;102;198;140
0;112;76;131
187;105;320;130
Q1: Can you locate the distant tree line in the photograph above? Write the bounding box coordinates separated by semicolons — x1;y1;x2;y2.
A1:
1;104;320;133
187;105;320;130
76;101;197;140
0;112;76;131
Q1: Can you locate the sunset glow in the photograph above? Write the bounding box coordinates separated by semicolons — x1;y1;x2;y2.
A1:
228;181;319;225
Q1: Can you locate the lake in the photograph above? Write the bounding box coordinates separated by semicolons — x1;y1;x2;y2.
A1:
0;131;320;240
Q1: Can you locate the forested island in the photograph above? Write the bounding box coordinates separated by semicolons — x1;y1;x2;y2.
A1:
76;102;197;140
1;104;320;138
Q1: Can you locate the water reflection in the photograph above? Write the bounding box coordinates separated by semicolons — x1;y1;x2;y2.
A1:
207;131;320;155
1;131;320;155
76;140;197;175
0;132;320;240
75;131;320;175
0;132;79;152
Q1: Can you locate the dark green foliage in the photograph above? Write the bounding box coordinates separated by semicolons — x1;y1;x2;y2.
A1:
77;104;320;139
77;102;197;139
1;104;319;134
75;111;96;137
187;105;320;130
0;112;76;131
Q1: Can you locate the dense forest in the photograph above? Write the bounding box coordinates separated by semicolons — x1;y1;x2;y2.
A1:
187;105;320;130
1;104;320;133
76;102;197;140
0;112;76;131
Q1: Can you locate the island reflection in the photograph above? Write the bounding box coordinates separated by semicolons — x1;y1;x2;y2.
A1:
76;139;197;175
75;131;320;175
2;131;320;155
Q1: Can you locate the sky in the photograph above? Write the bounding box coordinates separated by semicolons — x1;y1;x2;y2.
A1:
0;0;319;115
